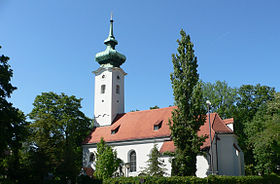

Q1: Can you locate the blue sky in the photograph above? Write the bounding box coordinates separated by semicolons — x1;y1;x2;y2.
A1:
1;0;279;118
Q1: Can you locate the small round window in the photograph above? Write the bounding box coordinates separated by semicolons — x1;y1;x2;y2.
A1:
117;75;120;79
102;75;106;79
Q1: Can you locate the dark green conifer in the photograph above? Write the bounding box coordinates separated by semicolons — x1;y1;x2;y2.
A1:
143;144;166;176
169;29;206;176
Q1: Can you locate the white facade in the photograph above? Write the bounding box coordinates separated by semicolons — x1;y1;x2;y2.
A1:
226;124;234;131
215;134;244;176
196;155;209;178
82;133;244;177
93;66;127;126
83;138;192;177
83;140;208;177
83;138;168;177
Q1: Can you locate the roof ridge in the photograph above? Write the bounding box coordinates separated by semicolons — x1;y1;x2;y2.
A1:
84;107;235;146
223;118;234;125
126;106;176;114
213;114;233;133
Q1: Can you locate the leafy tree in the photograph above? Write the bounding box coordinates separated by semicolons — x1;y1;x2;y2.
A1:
201;80;237;119
169;29;206;176
142;144;166;176
245;93;280;175
94;138;120;179
234;84;275;137
0;45;28;183
150;105;160;110
253;116;280;175
233;84;275;174
28;92;91;183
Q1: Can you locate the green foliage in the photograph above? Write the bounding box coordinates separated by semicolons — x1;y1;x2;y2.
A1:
234;84;275;137
0;45;29;183
28;92;91;183
77;175;102;184
201;80;237;119
150;105;159;110
233;84;275;174
169;29;206;176
94;138;120;179
0;46;16;98
103;175;280;184
142;144;166;176
245;93;280;175
253;116;280;175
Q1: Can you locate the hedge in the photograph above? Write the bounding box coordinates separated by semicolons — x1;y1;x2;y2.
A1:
78;175;280;184
105;175;280;184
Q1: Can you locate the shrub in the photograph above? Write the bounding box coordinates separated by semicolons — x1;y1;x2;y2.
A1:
103;175;280;184
77;175;102;184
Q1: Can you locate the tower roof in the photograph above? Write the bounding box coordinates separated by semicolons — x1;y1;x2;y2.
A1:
95;15;126;67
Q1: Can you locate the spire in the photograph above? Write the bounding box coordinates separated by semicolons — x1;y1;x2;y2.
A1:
109;12;114;38
104;13;118;49
95;15;126;67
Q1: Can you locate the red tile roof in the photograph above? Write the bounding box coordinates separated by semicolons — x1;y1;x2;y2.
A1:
83;106;233;152
223;118;234;125
160;140;175;153
159;112;233;153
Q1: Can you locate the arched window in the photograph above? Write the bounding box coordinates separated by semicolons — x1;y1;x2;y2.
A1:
129;151;136;172
116;85;120;94
89;153;95;162
101;85;106;94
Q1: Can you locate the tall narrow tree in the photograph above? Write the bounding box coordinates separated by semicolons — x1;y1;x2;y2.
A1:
169;30;206;176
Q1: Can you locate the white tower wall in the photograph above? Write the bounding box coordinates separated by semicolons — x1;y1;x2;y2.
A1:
93;66;126;126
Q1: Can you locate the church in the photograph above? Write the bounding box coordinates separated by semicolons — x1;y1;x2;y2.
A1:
82;17;245;177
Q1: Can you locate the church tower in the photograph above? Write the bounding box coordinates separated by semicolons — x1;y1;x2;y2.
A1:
93;16;126;127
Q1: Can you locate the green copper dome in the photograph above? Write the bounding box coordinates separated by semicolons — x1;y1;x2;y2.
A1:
95;16;126;67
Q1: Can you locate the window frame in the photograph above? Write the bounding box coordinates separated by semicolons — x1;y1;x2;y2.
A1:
116;85;120;94
128;150;136;172
101;84;106;94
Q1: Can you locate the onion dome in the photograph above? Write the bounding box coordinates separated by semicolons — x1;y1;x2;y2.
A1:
95;15;126;67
